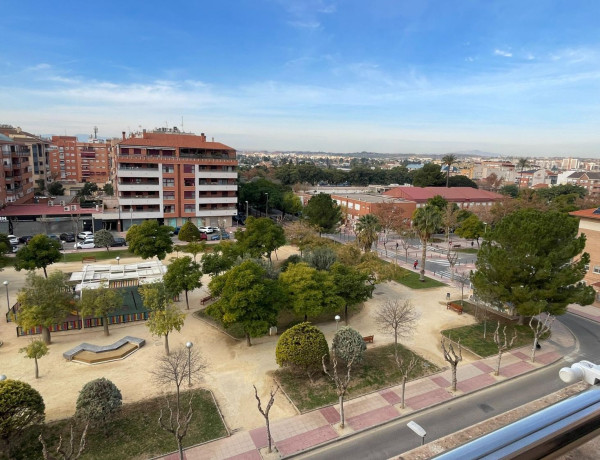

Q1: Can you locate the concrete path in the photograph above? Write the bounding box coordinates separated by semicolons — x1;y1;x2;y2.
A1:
158;316;575;459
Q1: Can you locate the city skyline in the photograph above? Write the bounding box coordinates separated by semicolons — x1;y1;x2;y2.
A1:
1;1;600;156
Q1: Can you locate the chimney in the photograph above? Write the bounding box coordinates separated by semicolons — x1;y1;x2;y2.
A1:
143;129;146;135
122;131;126;140
200;133;206;142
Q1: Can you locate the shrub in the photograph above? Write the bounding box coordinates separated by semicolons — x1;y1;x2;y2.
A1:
280;254;302;272
75;378;122;428
276;322;329;382
178;221;202;242
332;326;366;364
0;379;45;446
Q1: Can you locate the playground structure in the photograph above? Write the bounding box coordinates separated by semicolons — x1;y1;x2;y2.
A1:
63;336;145;364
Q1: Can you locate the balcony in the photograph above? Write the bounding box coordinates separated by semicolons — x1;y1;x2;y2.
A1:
196;171;237;179
130;210;163;219
119;196;162;206
196;208;237;217
197;197;238;204
118;168;161;178
197;185;237;192
118;183;161;192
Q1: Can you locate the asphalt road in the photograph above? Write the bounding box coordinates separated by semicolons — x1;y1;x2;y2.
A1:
290;313;600;460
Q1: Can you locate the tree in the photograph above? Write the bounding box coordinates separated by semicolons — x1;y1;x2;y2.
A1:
412;205;443;281
208;260;282;346
235;217;286;262
284;220;318;256
427;195;448;211
0;233;11;271
394;351;418;409
281;190;302;219
455;214;485;247
163;256;202;309
102;183;114;196
499;184;519;198
371;202;407;254
355;214;381;252
398;228;415;262
14;234;62;278
182;241;206;262
374;299;418;347
304;193;342;234
411;163;445;187
178;221;202;242
75;378;122;431
93;229;114;251
441;338;462;391
280;263;343;321
16;272;74;344
275;322;329;382
47;181;65;196
39;423;89;460
448;175;478;188
19;340;49;379
492;323;517;376
76;182;98;201
253;385;280;454
139;282;185;355
530;313;554;363
79;283;123;336
303;246;337;271
0;379;45;452
517;157;530;187
331;262;374;322
126;220;174;260
472;209;594;321
322;327;365;428
442;154;457;187
151;346;207;460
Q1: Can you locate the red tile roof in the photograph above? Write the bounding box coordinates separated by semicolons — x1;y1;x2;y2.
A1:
569;208;600;220
0;204;102;217
120;133;234;151
383;187;504;202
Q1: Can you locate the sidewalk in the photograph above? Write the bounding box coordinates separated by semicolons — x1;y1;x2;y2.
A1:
567;302;600;323
160;317;575;459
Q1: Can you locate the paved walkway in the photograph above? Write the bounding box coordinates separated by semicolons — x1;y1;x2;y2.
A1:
159;316;575;459
567;302;600;323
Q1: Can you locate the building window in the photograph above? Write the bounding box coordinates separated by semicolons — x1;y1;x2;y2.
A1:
184;191;194;199
184;178;194;187
163;191;175;200
183;164;194;173
593;266;600;274
184;205;195;213
163;178;174;187
163;205;174;213
162;164;174;173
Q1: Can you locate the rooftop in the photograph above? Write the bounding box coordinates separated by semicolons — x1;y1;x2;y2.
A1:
384;186;504;202
0;203;102;217
569;208;600;220
69;260;167;291
120;132;234;151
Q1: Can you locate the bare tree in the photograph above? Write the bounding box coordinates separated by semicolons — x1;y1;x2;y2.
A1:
374;299;419;347
399;228;415;262
150;346;207;460
446;251;458;281
394;351;418;409
474;302;490;339
253;384;280;453
322;347;359;429
456;271;470;305
441;338;462;391
529;313;554;363
493;322;517;376
39;423;89;460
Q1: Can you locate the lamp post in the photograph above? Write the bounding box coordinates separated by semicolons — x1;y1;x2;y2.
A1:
185;341;193;387
335;315;341;330
130;206;133;230
116;256;120;265
245;201;249;220
0;375;6;382
3;281;9;316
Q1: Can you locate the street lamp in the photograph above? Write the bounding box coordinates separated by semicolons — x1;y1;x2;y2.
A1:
3;281;9;315
334;315;341;330
245;201;249;220
0;375;6;382
185;341;193;387
116;256;120;265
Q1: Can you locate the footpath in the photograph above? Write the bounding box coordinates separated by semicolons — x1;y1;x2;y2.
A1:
159;243;578;460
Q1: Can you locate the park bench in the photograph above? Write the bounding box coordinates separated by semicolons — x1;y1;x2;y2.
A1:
447;302;463;314
82;257;97;264
200;295;214;305
452;244;462;248
363;335;374;343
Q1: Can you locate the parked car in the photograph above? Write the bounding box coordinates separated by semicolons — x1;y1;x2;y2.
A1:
209;226;221;233
7;235;19;246
210;232;230;241
75;238;95;249
18;235;33;244
111;237;127;247
233;215;245;225
77;231;93;240
48;234;64;247
198;226;214;233
11;244;18;253
199;232;208;241
60;232;75;242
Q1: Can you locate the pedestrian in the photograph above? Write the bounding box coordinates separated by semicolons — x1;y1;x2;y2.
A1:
413;259;418;270
471;241;474;247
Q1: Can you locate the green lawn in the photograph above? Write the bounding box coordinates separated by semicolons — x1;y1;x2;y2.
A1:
274;343;439;412
61;249;134;263
392;270;446;289
7;389;227;460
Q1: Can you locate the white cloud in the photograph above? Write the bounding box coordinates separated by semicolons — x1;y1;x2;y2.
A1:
494;49;513;58
288;20;321;29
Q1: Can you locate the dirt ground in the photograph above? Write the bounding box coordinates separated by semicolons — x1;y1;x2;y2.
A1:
0;246;474;432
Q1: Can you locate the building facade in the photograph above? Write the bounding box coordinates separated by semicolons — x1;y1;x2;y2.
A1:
0;125;51;188
566;172;600;196
48;135;111;184
569;208;600;302
383;186;504;208
104;129;237;230
0;133;34;205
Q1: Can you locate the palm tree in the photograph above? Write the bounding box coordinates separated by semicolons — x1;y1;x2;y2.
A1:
517;157;529;188
442;154;457;187
412;205;443;281
355;214;381;252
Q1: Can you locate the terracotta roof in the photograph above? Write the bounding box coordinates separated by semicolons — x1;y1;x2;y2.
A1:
568;171;600;180
0;204;102;217
569;208;600;220
383;186;503;202
120;133;234;151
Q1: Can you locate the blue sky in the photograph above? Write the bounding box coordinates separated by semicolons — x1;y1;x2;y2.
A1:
1;0;600;156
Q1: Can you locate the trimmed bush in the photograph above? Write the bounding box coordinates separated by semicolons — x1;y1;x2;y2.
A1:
332;326;366;364
178;221;202;242
280;254;302;272
75;378;122;428
0;379;45;445
276;322;329;381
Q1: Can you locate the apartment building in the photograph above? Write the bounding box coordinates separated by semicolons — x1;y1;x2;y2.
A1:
566;172;600;196
48;135;111;184
0;125;51;187
570;207;600;302
0;133;34;205
103;129;237;230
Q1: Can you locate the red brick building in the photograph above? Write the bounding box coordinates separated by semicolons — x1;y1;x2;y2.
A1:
0;133;34;205
383;186;504;209
48;136;111;184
